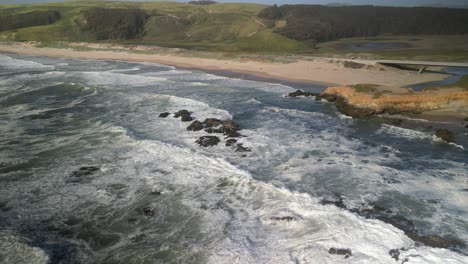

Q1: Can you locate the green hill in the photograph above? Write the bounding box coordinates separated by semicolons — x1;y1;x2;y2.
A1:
1;1;468;58
0;1;308;53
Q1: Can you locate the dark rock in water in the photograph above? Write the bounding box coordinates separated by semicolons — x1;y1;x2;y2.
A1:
174;110;190;118
181;114;193;122
464;124;468;128
187;120;204;131
225;138;237;147
270;216;295;222
435;129;456;143
203;118;222;127
288;90;316;97
222;120;240;132
71;166;100;177
389;249;400;261
205;127;224;134
174;110;193;122
335;97;375;118
151;189;162;195
320;196;346;209
391;118;403;126
196;136;220;147
159;112;170;118
225;130;242;138
235;144;251;152
464;117;468;122
328;247;352;258
142;207;154;217
406;233;463;249
130;233;146;243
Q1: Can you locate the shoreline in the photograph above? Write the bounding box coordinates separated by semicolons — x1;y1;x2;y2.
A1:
0;42;449;88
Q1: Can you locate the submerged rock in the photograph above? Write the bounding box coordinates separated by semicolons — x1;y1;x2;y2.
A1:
159;112;170;118
225;138;237;147
203;118;222;127
235;143;251;152
142;207;154;217
225;130;242;138
328;247;352;258
391;118;403;126
288;90;316;97
389;249;400;261
435;129;456;143
270;216;296;222
71;166;100;177
320;196;346;209
187;120;204;131
196;136;220;147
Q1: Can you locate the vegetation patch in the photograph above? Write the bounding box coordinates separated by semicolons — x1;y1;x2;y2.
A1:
0;10;61;32
258;5;468;42
446;75;468;90
352;84;379;93
77;7;148;40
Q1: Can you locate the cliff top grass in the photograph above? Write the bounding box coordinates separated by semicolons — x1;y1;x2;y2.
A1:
446;75;468;90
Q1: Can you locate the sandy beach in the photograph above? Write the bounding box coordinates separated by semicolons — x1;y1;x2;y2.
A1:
0;42;449;87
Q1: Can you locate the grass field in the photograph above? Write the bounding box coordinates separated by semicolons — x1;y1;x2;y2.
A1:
1;1;468;60
316;35;468;62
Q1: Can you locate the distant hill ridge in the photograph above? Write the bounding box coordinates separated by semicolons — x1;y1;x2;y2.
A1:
258;4;468;42
0;2;468;52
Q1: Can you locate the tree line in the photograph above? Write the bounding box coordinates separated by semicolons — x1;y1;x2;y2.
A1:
0;10;61;32
258;5;468;42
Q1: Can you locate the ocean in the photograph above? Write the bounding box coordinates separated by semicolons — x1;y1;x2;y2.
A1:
0;54;467;264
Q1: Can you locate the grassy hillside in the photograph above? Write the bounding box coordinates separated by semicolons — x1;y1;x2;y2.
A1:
1;1;467;59
0;1;310;53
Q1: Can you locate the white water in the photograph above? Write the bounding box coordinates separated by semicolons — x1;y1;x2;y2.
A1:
0;54;467;263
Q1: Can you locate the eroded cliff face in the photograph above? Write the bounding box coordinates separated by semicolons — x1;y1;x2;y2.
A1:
319;86;468;118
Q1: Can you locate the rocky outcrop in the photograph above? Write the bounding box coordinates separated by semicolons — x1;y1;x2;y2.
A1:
435;129;456;143
159;112;170;118
71;166;100;177
174;110;193;122
316;86;468;119
187;120;204;131
203;118;222;127
288;90;317;97
164;110;249;151
196;136;220;147
328;248;352;258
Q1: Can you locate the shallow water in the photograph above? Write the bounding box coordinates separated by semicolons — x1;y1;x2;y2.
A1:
0;54;467;264
408;67;468;91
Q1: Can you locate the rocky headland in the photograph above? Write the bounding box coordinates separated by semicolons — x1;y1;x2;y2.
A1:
315;85;468;119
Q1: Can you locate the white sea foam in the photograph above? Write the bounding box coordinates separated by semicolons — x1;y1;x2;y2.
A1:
377;124;431;140
0;232;49;264
109;67;140;72
0;55;54;70
79;71;172;87
117;139;467;264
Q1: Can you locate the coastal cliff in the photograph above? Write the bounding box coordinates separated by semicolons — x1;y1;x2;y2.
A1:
317;85;468;119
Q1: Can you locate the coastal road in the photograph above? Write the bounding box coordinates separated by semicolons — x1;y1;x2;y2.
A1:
376;60;468;68
376;60;468;73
